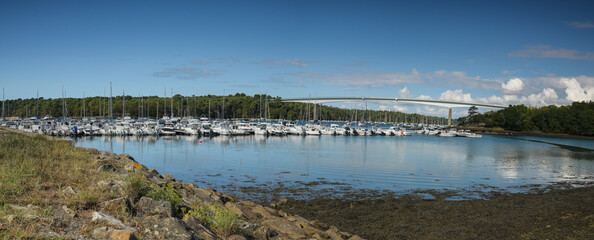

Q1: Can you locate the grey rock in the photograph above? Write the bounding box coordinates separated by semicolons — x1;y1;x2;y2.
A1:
141;216;196;240
91;212;133;231
33;229;60;238
124;164;135;172
135;197;173;217
183;215;217;240
261;218;307;239
97;179;126;196
62;186;78;196
98;164;116;172
162;174;175;182
100;197;132;215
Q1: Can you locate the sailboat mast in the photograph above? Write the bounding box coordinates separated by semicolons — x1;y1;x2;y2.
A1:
109;82;113;122
82;91;85;119
122;91;125;119
2;88;4;120
36;90;39;118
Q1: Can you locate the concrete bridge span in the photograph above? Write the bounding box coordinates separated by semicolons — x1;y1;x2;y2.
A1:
281;97;506;127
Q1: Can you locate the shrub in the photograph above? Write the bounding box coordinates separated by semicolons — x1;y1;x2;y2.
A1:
146;183;182;207
186;202;238;237
124;173;149;202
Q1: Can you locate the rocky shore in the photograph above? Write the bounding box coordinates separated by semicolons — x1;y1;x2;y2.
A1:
0;129;363;240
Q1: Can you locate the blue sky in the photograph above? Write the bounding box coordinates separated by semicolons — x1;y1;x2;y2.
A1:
1;0;593;116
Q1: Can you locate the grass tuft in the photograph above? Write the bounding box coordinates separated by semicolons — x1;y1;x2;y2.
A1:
185;201;239;237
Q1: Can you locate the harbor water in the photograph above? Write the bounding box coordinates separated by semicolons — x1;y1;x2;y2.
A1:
71;134;594;200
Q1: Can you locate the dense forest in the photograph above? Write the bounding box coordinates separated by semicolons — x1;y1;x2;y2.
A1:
458;101;594;136
0;93;446;124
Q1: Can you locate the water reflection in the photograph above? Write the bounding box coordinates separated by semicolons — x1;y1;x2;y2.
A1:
72;135;594;198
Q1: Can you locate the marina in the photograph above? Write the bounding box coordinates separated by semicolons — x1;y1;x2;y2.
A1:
1;116;480;138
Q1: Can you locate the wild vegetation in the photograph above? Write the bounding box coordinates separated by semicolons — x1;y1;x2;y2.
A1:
458;101;594;136
2;93;445;123
0;129;362;239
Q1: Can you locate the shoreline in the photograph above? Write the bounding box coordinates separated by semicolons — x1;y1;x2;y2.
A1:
2;128;593;239
460;126;594;140
0;128;364;239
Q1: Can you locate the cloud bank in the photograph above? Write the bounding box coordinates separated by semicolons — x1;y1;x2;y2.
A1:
508;45;594;60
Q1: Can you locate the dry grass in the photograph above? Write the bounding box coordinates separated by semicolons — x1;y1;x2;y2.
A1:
0;128;117;238
0;129;107;206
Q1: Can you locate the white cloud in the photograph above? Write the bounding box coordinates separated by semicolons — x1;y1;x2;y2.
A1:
475;88;561;107
287;70;423;87
153;66;226;79
501;78;524;93
393;105;408;112
560;78;594;102
398;86;412;98
417;95;432;100
286;69;500;90
257;59;309;68
508;45;594;60
438;89;473;102
566;21;594;29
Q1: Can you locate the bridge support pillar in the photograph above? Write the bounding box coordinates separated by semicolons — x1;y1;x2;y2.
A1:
448;107;452;128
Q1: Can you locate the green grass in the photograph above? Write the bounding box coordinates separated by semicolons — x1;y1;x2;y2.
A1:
124;173;150;203
185;201;239;237
0;129;117;238
0;130;105;206
146;183;182;207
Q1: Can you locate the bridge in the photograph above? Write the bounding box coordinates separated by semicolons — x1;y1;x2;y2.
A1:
281;97;506;127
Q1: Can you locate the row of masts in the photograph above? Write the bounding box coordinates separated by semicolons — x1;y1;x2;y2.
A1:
1;85;446;125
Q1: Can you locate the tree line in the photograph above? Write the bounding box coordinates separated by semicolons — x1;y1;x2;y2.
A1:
459;101;594;136
1;93;446;124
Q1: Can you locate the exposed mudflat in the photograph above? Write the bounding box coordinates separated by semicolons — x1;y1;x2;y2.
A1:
272;182;594;239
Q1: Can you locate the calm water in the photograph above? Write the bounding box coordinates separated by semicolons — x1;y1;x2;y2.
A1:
71;134;594;199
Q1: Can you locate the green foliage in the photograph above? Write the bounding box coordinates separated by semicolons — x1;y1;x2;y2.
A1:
124;173;150;203
67;189;99;210
185;202;238;237
0;131;96;205
146;183;182;207
462;101;594;136
2;93;446;123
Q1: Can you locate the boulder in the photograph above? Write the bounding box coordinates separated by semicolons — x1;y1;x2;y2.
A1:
226;202;261;220
124;164;135;172
62;186;78;197
91;212;132;231
183;215;217;240
100;197;132;215
162;174;176;182
135;197;173;217
325;226;345;240
140;216;196;240
148;175;169;185
97;179;126;196
98;164;116;172
249;204;280;220
108;230;137;240
118;153;135;161
261;218;307;239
